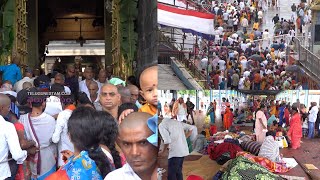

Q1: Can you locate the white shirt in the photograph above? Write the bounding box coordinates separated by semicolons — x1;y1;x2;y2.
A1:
159;118;193;159
13;77;34;93
177;104;186;115
240;60;248;70
308;106;319;123
243;71;251;78
104;163;142;180
258;11;263;19
0;90;17;98
238;77;245;89
64;86;71;94
200;58;208;70
79;79;101;98
0;116;27;179
51;109;74;166
218;60;226;71
44;96;63;117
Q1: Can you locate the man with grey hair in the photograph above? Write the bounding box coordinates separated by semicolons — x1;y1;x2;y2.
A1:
79;67;101;98
118;86;131;104
96;83;120;119
54;73;71;94
13;69;33;93
97;69;108;87
88;81;99;104
22;82;33;90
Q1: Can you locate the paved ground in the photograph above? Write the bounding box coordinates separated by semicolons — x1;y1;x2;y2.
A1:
158;109;320;180
260;0;301;36
158;64;187;90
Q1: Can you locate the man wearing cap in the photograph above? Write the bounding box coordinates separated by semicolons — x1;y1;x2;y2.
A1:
13;68;34;93
105;113;158;180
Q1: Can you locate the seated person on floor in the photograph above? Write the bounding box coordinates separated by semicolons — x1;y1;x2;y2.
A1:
235;109;246;124
191;131;207;155
267;114;278;126
269;120;279;132
258;131;282;163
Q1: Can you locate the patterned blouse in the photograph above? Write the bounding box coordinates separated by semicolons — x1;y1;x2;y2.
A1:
47;150;114;180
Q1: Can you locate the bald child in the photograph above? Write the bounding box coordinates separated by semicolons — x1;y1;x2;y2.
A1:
105;112;158;180
138;65;158;115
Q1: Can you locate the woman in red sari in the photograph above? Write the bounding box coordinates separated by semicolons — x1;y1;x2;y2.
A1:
287;106;302;149
224;106;232;130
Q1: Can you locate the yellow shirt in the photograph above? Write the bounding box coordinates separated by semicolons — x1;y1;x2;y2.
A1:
139;103;157;116
270;106;276;115
253;22;259;29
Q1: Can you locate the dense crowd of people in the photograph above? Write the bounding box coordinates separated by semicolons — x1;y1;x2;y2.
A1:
159;93;320;179
189;0;312;90
0;56;159;179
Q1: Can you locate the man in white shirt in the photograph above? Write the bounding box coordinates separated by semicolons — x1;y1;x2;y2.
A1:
172;98;187;122
218;59;226;71
105;113;158;180
44;83;64;118
308;102;319;139
200;57;208;71
243;69;251;78
0;115;27;180
240;59;248;71
13;70;33;93
79;67;101;98
97;69;108;87
238;76;245;89
88;81;100;104
54;73;71;94
241;16;249;31
159;118;194;180
96;83;121;119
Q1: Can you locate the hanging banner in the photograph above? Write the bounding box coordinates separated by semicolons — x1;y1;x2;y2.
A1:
158;3;215;39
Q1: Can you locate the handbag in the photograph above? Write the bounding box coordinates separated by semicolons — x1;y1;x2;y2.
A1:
28;113;41;175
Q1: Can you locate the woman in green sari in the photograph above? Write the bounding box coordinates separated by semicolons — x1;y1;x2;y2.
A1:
207;102;215;124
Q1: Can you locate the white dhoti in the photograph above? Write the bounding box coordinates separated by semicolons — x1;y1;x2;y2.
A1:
177;114;187;122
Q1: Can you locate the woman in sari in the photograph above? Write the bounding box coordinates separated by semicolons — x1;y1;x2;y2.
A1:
206;102;215;124
287;106;302;149
255;104;268;142
224;105;232;130
47;107;115;179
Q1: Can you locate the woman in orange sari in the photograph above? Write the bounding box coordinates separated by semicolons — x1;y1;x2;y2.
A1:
287;106;302;149
224;106;232;130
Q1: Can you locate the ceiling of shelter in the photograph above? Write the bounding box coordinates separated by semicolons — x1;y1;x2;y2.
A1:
38;0;106;41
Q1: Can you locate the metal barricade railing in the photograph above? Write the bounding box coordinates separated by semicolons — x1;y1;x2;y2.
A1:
176;51;209;89
292;37;320;80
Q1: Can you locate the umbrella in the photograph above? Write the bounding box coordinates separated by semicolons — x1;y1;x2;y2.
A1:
249;54;264;62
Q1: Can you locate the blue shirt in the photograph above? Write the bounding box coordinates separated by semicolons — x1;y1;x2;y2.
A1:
0;64;22;85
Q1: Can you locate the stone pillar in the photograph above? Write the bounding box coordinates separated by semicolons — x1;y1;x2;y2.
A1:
104;1;112;67
136;0;158;76
27;0;38;68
